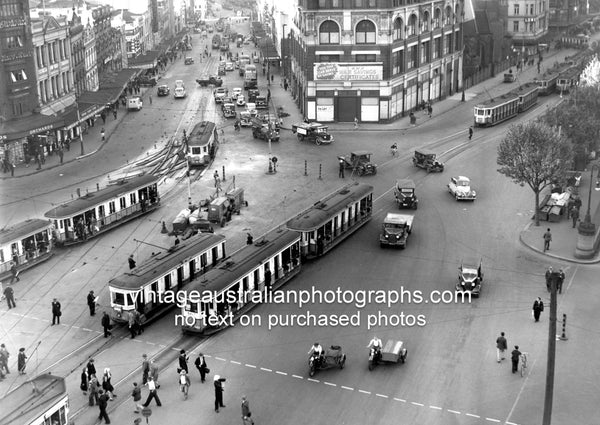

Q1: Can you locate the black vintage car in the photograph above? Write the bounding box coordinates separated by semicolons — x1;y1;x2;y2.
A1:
156;85;170;96
394;179;418;209
138;75;157;87
251;118;280;142
195;76;223;87
413;149;444;172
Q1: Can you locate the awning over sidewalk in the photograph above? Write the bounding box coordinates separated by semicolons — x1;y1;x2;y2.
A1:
61;102;107;131
128;50;161;69
259;38;280;60
0;113;65;141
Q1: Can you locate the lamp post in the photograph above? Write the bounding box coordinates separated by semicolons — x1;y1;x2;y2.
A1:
575;164;600;258
460;11;465;102
76;104;84;156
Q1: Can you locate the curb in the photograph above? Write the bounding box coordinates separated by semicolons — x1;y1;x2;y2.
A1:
518;221;600;264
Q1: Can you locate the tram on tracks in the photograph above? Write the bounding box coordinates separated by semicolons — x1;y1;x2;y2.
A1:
0;219;54;280
534;62;572;95
44;174;160;246
187;121;218;168
180;227;301;335
286;182;373;260
0;373;69;425
473;84;538;127
557;66;580;94
108;233;226;325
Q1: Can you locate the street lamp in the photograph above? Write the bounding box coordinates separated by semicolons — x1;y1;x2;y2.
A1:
579;164;600;229
575;164;600;258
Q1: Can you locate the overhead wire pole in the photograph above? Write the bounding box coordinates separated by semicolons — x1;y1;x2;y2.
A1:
542;272;559;425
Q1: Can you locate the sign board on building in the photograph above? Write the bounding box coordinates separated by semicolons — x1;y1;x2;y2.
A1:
314;63;383;82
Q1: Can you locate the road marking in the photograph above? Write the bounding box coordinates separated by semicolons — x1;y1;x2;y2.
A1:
466;413;481;418
411;402;424;407
485;418;501;423
341;386;354;391
448;409;461;415
82;328;92;332
358;390;371;395
307;378;319;383
260;367;272;372
215;356;226;361
376;393;388;399
276;371;287;376
430;405;442;410
324;381;336;387
292;375;303;379
394;398;406;402
230;360;241;365
245;364;256;368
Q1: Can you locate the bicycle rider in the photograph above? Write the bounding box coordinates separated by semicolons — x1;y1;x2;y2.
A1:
390;143;398;157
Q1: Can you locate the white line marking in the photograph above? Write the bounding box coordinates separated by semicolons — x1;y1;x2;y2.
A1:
376;394;388;399
82;328;92;332
292;375;303;379
430;405;442;410
230;360;241;365
411;402;424;407
245;364;256;368
485;418;501;423
146;342;156;345
215;356;227;361
358;390;371;395
394;398;406;402
260;367;272;372
506;422;518;425
324;382;336;387
466;413;481;418
448;409;461;415
275;371;287;376
307;378;319;383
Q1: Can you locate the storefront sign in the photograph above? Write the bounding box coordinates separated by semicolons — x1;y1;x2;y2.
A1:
29;124;55;135
0;18;27;29
314;63;383;81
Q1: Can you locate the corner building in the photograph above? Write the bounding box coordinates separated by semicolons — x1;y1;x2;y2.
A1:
293;0;465;123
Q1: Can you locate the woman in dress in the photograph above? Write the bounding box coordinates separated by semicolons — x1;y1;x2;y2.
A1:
17;348;27;374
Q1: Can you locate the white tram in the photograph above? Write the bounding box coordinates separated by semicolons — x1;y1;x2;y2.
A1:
187;121;218;167
473;84;538;127
44;174;160;245
0;374;69;425
0;219;54;281
180;228;301;335
108;233;226;325
286;183;373;260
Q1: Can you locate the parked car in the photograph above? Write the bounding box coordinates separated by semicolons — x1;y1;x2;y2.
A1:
225;62;234;71
247;89;260;103
231;87;243;100
447;176;476;201
127;96;143;111
157;85;170;96
138;75;157;87
184;56;194;65
236;94;246;106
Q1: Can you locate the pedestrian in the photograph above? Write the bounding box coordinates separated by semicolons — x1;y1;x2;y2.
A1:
51;298;62;325
214;375;225;412
267;88;271;102
532;297;544;322
101;111;106;124
17;347;27;374
543;228;552;252
58;147;63;164
241;395;251;418
88;375;100;405
468;126;473;140
354;117;359;130
142;376;162;407
128;254;136;269
79;367;89;394
132;382;143;413
10;162;14;177
102;368;116;400
427;104;433;117
135;310;144;335
87;358;97;379
511;345;521;373
179;369;191;399
0;344;10;374
149;94;153;105
495;332;507;363
97;390;111;424
178;349;189;374
213;170;220;187
101;311;112;337
87;290;96;316
4;285;15;309
545;266;553;292
264;266;272;291
101;128;105;141
338;158;345;178
174;236;180;245
194;352;208;382
113;110;117;120
246;233;253;245
9;262;20;283
571;206;579;228
141;354;150;385
557;268;565;294
128;311;137;339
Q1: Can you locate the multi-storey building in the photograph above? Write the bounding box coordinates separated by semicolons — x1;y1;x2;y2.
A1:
506;0;549;47
93;4;121;78
83;17;98;92
69;11;86;96
123;10;145;58
549;0;589;30
287;0;465;123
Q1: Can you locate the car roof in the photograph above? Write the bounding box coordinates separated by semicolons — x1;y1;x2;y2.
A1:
455;176;470;182
415;148;437;155
396;178;415;189
352;150;372;155
461;257;481;267
158;84;168;88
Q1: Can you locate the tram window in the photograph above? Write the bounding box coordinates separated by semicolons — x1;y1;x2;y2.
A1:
191;147;201;155
164;273;172;289
186;301;198;313
130;193;137;204
109;201;116;214
127;293;135;306
113;292;125;306
119;197;126;209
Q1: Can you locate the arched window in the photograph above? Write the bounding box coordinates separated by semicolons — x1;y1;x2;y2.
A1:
356;20;376;44
434;8;441;29
393;18;403;41
445;6;452;26
407;14;417;36
319;20;340;45
455;4;461;22
423;11;430;31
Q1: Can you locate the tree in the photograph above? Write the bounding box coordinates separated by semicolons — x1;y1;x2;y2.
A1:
497;121;573;226
579;54;600;88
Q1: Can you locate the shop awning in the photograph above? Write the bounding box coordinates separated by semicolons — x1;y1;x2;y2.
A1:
0;113;65;142
61;102;107;131
259;38;280;60
128;50;161;69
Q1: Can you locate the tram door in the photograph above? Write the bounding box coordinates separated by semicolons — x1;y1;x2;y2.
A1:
189;259;196;281
177;266;184;289
274;256;280;279
341;211;346;231
333;216;339;237
211;247;218;265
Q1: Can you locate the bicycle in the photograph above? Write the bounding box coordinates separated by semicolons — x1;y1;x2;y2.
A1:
390;144;398;157
520;352;528;377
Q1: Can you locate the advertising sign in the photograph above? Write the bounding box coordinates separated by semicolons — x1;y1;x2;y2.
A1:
314;63;382;81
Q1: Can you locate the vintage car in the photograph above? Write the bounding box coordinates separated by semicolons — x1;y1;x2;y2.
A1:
368;339;407;370
379;213;413;248
255;96;268;109
225;62;234;71
236;94;246;106
247;89;260;103
138;75;157;87
238;111;253;127
195;75;223;87
258;113;282;129
245;102;257;117
222;103;236;118
291;122;334;145
504;70;515;82
156;85;170;96
394;179;418;209
213;87;228;103
413;149;444;172
231;87;243;100
448;176;477;201
218;64;226;76
457;257;483;297
338;151;377;176
251;118;280;141
184;56;194;65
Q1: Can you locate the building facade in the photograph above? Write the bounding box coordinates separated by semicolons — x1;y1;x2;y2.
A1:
289;0;465;123
549;0;589;30
69;12;85;96
506;0;549;45
93;4;122;78
83;18;98;92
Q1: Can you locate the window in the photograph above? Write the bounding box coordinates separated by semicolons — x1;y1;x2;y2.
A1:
9;70;27;82
355;20;376;44
530;4;534;15
423;11;430;31
393;18;403;41
513;4;520;15
444;34;452;54
434;8;441;28
407;46;417;69
421;41;430;64
0;2;23;16
392;50;404;75
319;20;340;45
120;197;126;209
513;20;519;32
407;14;417;36
445;6;452;25
109;201;116;214
355;54;376;62
433;37;441;59
12;102;22;116
318;55;340;62
130;193;137;205
5;35;23;48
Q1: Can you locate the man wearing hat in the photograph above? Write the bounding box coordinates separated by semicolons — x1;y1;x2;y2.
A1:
214;375;225;412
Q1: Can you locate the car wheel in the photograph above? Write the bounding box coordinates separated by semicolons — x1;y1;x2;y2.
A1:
455;194;460;201
316;138;322;146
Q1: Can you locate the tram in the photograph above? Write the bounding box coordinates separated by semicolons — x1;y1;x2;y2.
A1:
180;227;301;335
108;233;226;325
534;62;572;95
557;66;580;94
286;182;373;260
0;373;69;425
473;84;538;127
0;219;54;281
187;121;218;168
44;174;160;246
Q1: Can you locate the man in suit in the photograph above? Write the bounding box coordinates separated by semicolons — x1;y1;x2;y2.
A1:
51;298;61;325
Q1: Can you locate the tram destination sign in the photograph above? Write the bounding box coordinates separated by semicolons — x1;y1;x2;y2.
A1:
314;63;383;81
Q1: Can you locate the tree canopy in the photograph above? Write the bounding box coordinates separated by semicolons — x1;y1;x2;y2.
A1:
497;121;573;226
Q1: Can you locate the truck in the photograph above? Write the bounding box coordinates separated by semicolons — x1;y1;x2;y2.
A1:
212;34;221;49
379;213;413;248
243;64;257;89
127;96;143;111
238;55;251;75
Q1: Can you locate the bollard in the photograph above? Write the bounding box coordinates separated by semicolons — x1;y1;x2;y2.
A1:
318;164;322;180
222;165;226;181
96;183;100;191
161;221;168;234
268;159;273;174
304;160;308;176
154;143;157;149
559;314;568;340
